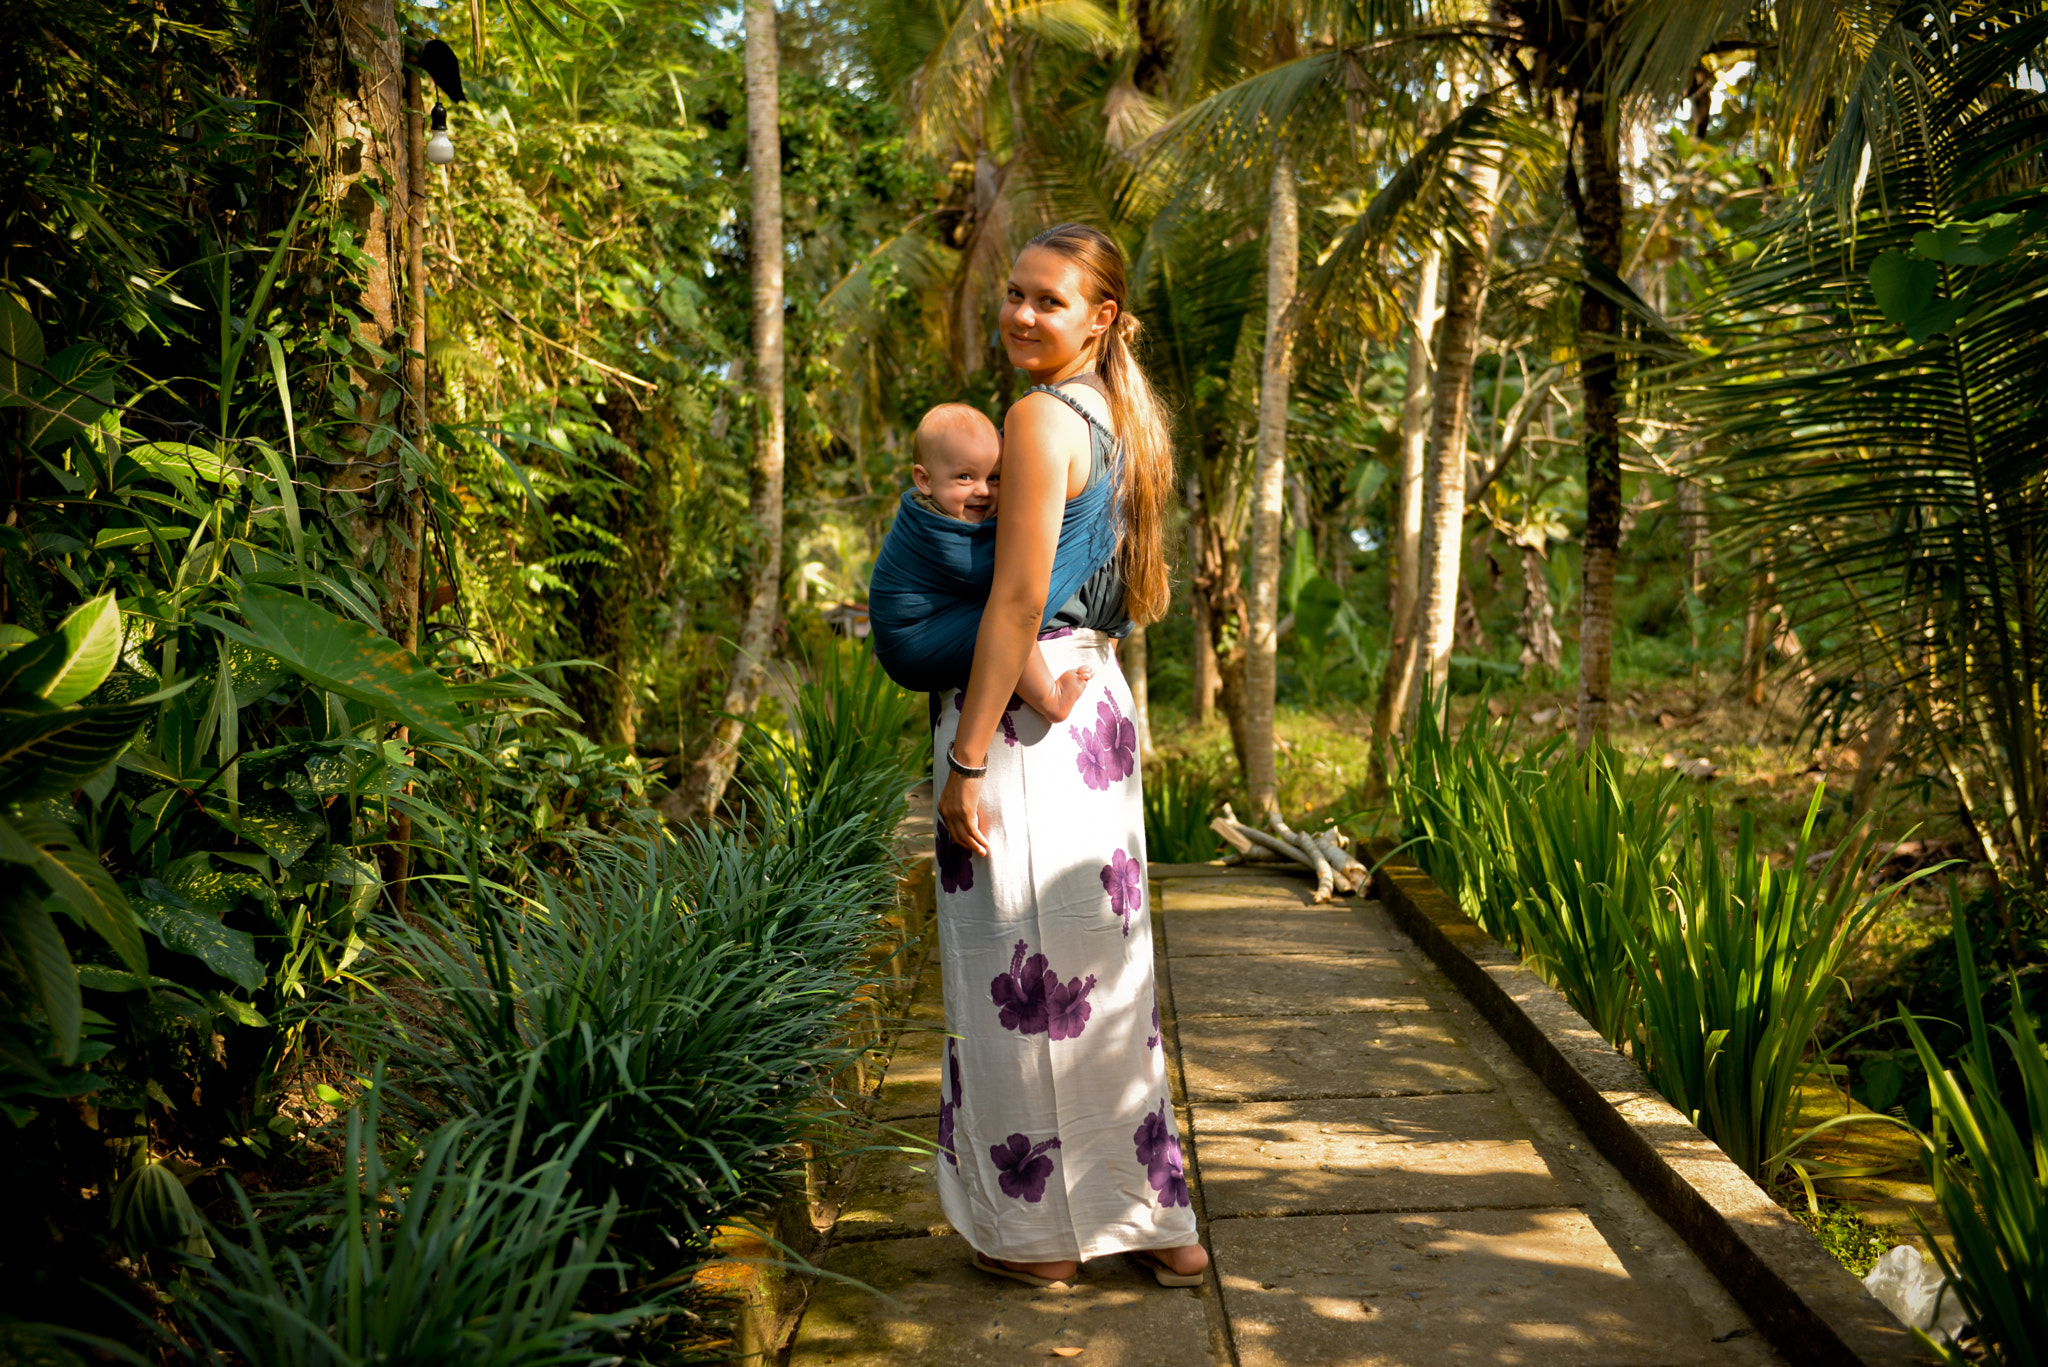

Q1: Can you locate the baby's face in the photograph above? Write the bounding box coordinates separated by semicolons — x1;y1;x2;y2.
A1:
914;438;1002;522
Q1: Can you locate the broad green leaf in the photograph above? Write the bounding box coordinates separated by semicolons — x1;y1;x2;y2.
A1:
1869;251;1936;325
74;965;185;994
8;594;124;706
158;856;277;921
6;813;148;976
1911;224;1965;262
0;290;45;401
126;442;231;486
209;994;268;1027
0;897;82;1063
226;642;292;708
0;698;161;804
1914;220;2023;265
138;902;263;991
205;791;325;867
314;847;382;919
95;525;193;550
23;343;115;448
199;585;464;742
1905;299;1967;345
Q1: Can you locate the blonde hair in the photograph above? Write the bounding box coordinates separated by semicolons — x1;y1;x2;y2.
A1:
1024;223;1175;624
913;403;997;468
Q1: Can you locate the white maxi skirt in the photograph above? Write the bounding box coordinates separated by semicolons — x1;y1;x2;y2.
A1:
928;627;1199;1262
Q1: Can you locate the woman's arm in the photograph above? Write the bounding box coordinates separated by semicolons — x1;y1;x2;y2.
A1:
937;394;1080;856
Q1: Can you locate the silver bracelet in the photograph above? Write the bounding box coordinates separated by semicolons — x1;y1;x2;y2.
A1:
946;741;988;779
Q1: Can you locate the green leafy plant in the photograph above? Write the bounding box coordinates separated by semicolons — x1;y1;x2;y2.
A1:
1681;7;2048;901
1388;690;1558;946
744;643;921;873
1900;906;2048;1366
1501;753;1681;1043
1144;760;1223;864
381;819;891;1255
372;660;912;1258
172;1093;665;1367
1;594;184;1067
1394;704;1932;1193
1630;795;1932;1188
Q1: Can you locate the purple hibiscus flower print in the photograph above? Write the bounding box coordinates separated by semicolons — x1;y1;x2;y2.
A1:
1047;969;1097;1041
991;1132;1063;1202
937;1039;961;1166
1133;1100;1191;1208
1147;1000;1161;1050
935;818;974;894
990;940;1096;1039
1072;722;1115;789
990;940;1050;1033
1070;695;1138;789
1100;848;1144;936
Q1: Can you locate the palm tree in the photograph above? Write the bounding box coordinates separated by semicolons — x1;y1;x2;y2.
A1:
675;0;786;821
1415;111;1505;706
1371;242;1441;756
1246;149;1301;816
1679;2;2048;899
1488;0;1885;743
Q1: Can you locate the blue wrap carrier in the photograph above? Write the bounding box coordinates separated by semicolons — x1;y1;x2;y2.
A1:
868;479;1118;693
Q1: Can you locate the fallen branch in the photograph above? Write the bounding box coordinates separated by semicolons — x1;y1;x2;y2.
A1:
1268;811;1336;903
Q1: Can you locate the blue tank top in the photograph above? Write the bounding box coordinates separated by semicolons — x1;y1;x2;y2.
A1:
1023;374;1131;638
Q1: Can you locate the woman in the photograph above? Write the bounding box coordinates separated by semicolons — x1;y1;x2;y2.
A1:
932;223;1209;1289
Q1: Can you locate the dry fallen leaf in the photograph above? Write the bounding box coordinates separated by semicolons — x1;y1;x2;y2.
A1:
1052;1348;1085;1358
1404;979;1418;985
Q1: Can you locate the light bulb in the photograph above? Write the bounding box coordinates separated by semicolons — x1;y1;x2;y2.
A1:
426;103;455;165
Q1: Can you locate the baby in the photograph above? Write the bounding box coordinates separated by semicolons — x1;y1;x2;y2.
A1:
910;403;1094;724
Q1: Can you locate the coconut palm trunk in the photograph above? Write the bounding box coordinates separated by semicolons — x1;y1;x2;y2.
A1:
674;0;784;822
1572;80;1624;747
1369;245;1441;771
1414;147;1504;712
1245;151;1298;818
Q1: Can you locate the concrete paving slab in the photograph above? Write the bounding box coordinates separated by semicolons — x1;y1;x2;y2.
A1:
831;1117;955;1244
790;1233;1215;1367
874;1026;948;1120
1211;1209;1739;1367
1163;906;1397;958
1168;954;1431;1017
1160;878;1326;913
1191;1095;1584;1218
1176;1014;1494;1102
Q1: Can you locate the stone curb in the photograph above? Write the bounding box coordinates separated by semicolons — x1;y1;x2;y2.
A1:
1362;840;1934;1367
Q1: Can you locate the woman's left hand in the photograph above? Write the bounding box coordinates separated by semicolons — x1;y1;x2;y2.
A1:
938;769;989;858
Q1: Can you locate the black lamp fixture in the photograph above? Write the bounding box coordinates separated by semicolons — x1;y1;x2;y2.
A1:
418;39;465;166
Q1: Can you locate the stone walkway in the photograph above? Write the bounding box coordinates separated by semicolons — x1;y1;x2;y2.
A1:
786;865;1788;1367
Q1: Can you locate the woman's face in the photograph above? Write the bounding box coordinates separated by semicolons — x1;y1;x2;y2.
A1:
1001;246;1117;374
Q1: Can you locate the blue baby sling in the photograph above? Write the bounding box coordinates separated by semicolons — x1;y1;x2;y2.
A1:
868;388;1118;693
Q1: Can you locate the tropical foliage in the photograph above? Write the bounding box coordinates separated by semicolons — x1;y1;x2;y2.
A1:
1391;698;1935;1189
4;0;2048;1353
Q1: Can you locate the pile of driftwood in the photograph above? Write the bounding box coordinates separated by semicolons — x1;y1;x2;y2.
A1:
1209;804;1370;903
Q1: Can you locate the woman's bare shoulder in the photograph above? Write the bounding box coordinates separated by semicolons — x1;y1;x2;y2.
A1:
1003;390;1094;495
1005;387;1094;433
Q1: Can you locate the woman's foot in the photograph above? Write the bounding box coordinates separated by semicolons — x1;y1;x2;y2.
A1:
1130;1243;1208;1285
972;1250;1078;1286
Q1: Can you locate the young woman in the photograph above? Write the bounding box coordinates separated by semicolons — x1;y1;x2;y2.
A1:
931;223;1208;1288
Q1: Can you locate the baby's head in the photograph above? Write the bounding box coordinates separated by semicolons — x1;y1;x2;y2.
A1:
912;404;1001;522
